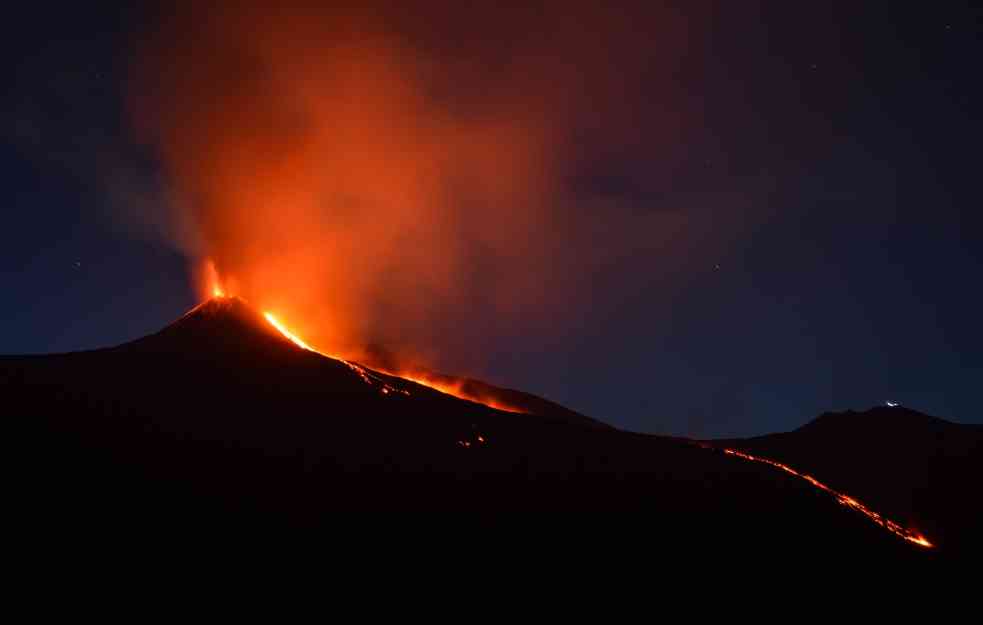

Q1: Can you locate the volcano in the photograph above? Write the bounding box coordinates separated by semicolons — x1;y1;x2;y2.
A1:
1;297;944;555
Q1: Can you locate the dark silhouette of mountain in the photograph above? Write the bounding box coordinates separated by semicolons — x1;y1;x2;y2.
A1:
0;298;940;555
714;407;982;552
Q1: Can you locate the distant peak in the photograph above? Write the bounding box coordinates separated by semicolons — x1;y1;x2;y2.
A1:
800;405;953;432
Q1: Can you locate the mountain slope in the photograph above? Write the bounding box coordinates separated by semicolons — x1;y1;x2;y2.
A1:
0;298;933;554
715;407;982;551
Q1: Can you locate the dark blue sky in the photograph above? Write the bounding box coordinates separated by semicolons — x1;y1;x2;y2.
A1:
1;2;980;436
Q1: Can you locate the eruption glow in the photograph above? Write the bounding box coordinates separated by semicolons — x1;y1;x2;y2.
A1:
131;2;696;387
264;312;315;352
204;260;226;298
719;447;933;548
264;311;385;386
384;371;525;414
262;308;525;411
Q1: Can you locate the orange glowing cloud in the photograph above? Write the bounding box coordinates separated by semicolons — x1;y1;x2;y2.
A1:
129;1;697;375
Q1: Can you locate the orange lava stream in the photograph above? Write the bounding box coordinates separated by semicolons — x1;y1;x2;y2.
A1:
263;312;315;352
263;311;406;393
387;372;526;414
260;306;524;412
720;447;933;548
264;309;543;411
263;311;523;412
263;307;516;451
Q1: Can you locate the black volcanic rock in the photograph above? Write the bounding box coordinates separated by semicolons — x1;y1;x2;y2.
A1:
0;299;941;555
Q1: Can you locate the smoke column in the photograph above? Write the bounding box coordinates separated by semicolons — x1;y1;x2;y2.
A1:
130;1;698;373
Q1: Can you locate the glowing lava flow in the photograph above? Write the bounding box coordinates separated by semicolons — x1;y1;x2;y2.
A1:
263;312;402;390
719;447;933;548
262;310;526;412
263;312;315;352
392;372;526;414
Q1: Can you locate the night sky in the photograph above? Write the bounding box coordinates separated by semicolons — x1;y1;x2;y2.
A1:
1;2;980;436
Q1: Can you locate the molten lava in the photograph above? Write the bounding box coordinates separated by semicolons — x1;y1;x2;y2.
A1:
719;447;933;548
264;311;395;388
263;306;525;412
263;312;315;352
261;308;529;412
386;371;526;414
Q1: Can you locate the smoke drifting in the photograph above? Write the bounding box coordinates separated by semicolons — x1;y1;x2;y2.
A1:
130;1;695;372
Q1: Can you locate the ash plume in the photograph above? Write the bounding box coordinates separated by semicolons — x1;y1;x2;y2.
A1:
129;1;703;373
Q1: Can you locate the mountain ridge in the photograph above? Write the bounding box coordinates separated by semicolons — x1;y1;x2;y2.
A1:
0;297;946;554
713;405;982;551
